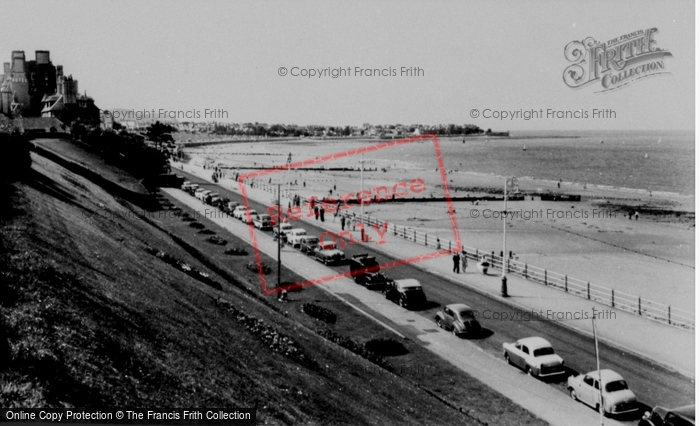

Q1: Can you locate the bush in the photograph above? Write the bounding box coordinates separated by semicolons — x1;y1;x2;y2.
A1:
246;261;271;274
197;229;216;235
206;235;227;246
301;303;337;324
188;222;205;229
224;247;248;256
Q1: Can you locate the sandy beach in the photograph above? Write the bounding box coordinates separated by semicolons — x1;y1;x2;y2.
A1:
183;137;695;313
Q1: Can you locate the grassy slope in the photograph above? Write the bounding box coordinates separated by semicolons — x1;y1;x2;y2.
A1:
0;152;472;425
1;141;548;426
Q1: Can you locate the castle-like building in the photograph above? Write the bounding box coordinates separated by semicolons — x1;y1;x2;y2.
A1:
0;50;99;126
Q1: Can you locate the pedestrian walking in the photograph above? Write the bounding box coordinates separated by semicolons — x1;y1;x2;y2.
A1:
351;217;356;231
634;211;639;220
461;251;468;272
320;207;325;222
314;206;320;220
452;252;460;273
341;215;346;230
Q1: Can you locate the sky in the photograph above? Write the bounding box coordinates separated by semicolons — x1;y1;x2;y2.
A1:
0;0;694;130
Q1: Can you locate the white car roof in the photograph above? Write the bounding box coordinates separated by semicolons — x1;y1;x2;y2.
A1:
585;369;625;383
290;228;306;234
517;337;553;350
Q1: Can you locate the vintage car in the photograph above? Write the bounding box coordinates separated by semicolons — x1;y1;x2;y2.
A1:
209;196;222;207
242;209;258;224
315;247;346;265
639;404;695;426
435;303;481;337
273;222;294;242
384;279;427;309
348;254;390;289
226;201;239;214
502;336;565;378
286;229;308;248
196;189;211;202
299;236;322;254
232;205;248;220
253;213;273;230
567;369;638;416
186;183;199;195
181;181;192;191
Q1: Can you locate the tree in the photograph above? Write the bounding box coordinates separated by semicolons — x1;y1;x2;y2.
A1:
146;121;175;149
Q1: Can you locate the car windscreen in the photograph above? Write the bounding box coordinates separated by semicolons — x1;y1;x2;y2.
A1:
605;380;629;392
533;347;555;357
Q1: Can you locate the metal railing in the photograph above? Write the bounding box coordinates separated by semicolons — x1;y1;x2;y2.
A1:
243;178;695;331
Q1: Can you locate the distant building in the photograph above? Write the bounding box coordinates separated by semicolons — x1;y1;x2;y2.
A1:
0;50;99;127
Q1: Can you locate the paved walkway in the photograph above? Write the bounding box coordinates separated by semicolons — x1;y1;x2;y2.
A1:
176;163;694;378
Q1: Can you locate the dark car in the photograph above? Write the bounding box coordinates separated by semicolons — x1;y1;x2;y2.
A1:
348;253;390;289
299;236;322;255
435;303;482;337
384;279;427;309
640;404;695;426
315;248;346;265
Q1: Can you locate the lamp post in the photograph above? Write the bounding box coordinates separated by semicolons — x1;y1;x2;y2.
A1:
277;183;281;288
501;176;518;297
360;153;366;241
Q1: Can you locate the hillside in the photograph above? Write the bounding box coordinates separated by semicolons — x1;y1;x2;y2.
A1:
0;138;547;426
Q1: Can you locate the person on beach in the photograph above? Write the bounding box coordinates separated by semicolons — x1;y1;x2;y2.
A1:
461;251;468;272
635;211;639;220
452;253;460;273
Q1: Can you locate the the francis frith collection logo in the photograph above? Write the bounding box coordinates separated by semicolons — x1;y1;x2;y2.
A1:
563;28;672;93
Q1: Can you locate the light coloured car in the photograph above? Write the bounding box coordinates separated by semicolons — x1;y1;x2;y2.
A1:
253;213;272;230
503;337;565;378
435;303;481;336
567;369;638;416
232;205;248;220
286;228;308;248
242;209;258;224
273;222;293;242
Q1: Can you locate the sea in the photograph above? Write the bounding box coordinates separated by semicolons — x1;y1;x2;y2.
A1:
404;130;694;197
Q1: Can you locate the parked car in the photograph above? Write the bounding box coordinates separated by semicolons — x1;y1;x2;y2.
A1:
502;336;565;378
639;404;695;426
435;303;481;336
181;181;192;191
273;222;293;242
567;369;638;416
384;279;427;309
242;209;258;224
226;201;239;214
232;205;248;220
209;196;222;207
348;253;390;289
299;236;322;254
253;213;273;230
315;247;346;265
286;229;308;248
187;183;199;195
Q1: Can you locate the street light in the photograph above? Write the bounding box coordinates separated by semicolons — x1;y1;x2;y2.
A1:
501;176;518;297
